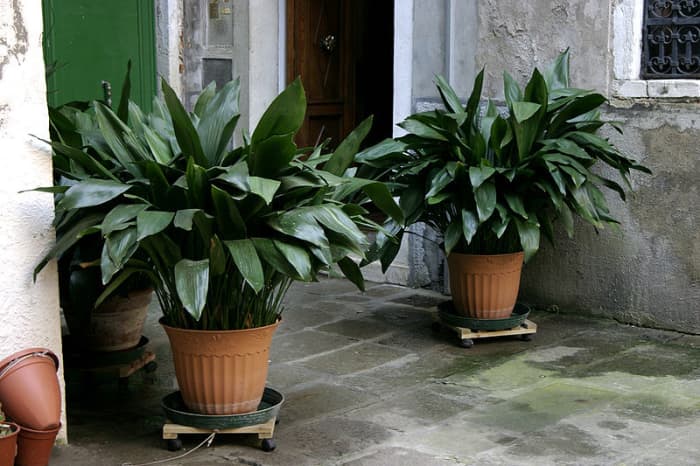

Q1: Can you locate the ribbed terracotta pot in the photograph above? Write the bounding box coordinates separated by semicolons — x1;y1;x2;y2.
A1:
15;424;60;466
0;422;19;466
161;319;279;415
0;349;61;431
447;251;524;319
85;288;153;351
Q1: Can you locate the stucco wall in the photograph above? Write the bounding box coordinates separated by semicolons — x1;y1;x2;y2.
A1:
521;104;700;333
0;0;65;440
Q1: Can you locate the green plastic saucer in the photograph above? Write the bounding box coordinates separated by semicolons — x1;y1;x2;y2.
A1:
161;387;284;429
438;302;531;331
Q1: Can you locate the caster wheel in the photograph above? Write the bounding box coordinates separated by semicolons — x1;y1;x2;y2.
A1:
261;438;276;452
459;338;474;348
144;361;158;373
166;438;182;451
520;334;532;342
431;321;442;333
275;418;280;425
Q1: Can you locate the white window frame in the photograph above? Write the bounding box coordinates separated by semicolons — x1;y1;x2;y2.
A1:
612;0;700;98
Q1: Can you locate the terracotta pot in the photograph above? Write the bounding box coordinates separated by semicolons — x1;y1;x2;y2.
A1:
0;422;19;466
447;251;524;319
0;349;61;431
85;288;153;351
161;319;279;415
15;424;60;466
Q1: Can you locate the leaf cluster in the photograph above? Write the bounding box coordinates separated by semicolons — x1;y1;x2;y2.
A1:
359;50;650;265
35;77;402;330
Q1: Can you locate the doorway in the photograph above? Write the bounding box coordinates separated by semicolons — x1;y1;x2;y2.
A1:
286;0;394;149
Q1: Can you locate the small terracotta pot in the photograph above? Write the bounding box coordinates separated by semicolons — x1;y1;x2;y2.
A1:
0;349;61;431
448;251;524;319
0;422;19;466
15;424;60;466
161;319;279;415
86;288;153;351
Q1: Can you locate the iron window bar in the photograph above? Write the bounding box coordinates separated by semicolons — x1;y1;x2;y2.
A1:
642;0;700;78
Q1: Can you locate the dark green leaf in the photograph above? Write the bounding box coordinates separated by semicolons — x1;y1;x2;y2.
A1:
58;179;131;210
362;183;404;225
274;240;313;280
425;168;452;199
474;180;497;223
468;165;496;189
504;193;528;219
268;209;329;248
461;209;479;244
338;257;365;291
194;81;216;117
514;217;540;262
325;116;373;175
544;48;570;90
136;211;174;240
225;239;264;292
399;118;447;141
248;133;296;177
434;75;464;113
503;71;523;106
252;238;298;278
211;185;246;239
174;259;210;321
248;176;281;205
106;227;138;270
196;79;240;164
215;160;250;192
251;78;306;146
34;213;103;279
116;60;132;122
511;102;542;123
161;79;208;167
102;204;148;236
444;221;462;255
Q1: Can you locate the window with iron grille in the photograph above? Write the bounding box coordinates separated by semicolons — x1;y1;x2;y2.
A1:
642;0;700;78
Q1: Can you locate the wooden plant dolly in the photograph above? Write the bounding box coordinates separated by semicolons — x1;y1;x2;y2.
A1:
63;336;157;387
161;387;284;452
433;302;537;348
162;417;277;452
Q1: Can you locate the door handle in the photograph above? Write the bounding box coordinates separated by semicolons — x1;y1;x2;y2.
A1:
101;80;112;108
320;34;337;54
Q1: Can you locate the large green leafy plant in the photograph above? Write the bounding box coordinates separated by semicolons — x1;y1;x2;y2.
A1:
359;50;650;265
35;63;151;336
36;78;402;330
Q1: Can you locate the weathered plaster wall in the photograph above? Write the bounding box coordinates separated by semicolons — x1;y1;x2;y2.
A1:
521;104;700;333
476;0;610;97
0;0;65;440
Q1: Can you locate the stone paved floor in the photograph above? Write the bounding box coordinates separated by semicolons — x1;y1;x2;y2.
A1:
50;279;700;465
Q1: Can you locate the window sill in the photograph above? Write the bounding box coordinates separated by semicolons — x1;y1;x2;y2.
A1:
613;79;700;99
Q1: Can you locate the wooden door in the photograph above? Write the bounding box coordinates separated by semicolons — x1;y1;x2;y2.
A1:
287;0;354;148
42;0;156;111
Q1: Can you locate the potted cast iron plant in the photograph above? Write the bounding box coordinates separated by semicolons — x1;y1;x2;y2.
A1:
358;50;650;319
35;63;153;352
0;402;19;466
35;76;402;415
